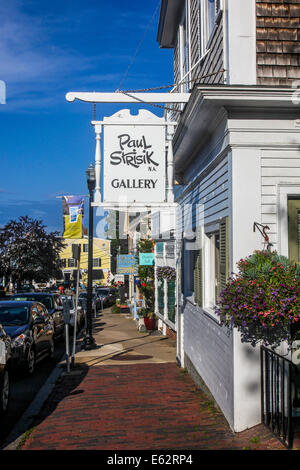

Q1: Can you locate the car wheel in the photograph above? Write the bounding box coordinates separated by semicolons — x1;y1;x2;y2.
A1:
0;368;10;415
27;347;36;375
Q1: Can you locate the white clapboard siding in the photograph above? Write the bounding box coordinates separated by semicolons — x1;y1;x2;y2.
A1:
261;151;300;251
184;301;234;429
177;157;229;230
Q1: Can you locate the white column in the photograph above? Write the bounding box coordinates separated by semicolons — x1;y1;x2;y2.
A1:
93;122;102;205
163;242;167;335
166;125;175;203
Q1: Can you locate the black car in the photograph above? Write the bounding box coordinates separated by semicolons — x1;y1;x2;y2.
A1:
0;323;11;415
78;292;99;313
10;293;65;341
96;288;117;307
0;301;54;375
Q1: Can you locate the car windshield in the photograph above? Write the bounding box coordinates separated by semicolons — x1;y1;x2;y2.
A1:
0;306;30;326
12;295;53;310
97;289;109;296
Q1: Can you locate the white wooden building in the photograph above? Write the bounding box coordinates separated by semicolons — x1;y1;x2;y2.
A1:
157;0;300;432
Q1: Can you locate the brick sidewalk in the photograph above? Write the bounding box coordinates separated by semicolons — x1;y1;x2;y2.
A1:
21;365;284;450
19;312;285;450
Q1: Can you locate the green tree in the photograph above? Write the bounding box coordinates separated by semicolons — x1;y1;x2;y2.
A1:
0;216;66;287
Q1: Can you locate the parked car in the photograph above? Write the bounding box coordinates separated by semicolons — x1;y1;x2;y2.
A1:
10;293;65;341
78;292;99;313
0;301;54;375
61;295;85;332
0;323;11;415
96;287;117;307
17;284;35;294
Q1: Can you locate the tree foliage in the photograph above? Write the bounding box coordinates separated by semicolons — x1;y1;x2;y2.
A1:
0;216;66;284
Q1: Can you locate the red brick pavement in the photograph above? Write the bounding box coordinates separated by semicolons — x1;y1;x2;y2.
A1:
21;363;285;450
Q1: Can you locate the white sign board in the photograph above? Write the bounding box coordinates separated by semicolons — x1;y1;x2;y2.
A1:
103;110;166;204
114;274;125;283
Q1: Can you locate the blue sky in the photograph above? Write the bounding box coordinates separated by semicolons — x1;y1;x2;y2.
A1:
0;0;173;234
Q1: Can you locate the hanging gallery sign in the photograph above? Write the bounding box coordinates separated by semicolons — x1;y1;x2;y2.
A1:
117;254;138;275
103;109;166;204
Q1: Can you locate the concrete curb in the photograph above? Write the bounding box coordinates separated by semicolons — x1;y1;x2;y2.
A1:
1;356;65;451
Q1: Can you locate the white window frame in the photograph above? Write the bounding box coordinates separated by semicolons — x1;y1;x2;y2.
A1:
93;258;101;268
203;223;222;323
277;183;300;257
179;0;191;93
200;0;222;51
68;258;77;268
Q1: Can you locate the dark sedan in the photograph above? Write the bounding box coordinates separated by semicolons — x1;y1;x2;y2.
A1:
0;301;54;375
10;293;65;341
96;288;117;307
78;292;99;313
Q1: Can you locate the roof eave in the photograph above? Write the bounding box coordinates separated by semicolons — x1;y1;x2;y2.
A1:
157;0;184;48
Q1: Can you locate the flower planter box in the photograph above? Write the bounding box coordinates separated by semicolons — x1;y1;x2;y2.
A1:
120;304;130;313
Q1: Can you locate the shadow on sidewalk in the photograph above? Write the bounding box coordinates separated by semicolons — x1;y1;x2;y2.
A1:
22;363;90;445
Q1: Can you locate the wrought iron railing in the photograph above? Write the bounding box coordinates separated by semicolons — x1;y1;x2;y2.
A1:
261;346;299;448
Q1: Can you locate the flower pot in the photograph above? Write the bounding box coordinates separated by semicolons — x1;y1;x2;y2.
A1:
144;317;156;331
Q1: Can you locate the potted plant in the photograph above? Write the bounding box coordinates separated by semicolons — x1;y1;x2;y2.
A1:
215;250;300;349
138;308;156;331
135;239;158;331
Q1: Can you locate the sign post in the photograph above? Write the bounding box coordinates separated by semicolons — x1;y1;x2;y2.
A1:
71;244;81;367
63;300;71;374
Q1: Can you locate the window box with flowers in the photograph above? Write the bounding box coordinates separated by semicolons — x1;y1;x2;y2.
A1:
215;250;300;349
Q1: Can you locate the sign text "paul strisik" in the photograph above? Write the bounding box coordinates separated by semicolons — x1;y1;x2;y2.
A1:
110;134;159;169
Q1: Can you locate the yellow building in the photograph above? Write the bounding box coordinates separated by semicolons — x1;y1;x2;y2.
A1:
59;237;111;286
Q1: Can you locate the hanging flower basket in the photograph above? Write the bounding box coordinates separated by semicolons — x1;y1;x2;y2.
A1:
156;266;176;281
215;250;300;349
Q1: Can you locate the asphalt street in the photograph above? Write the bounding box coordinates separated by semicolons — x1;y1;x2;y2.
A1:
0;335;67;447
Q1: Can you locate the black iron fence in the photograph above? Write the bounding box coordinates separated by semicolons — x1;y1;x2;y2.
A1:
261;346;299;448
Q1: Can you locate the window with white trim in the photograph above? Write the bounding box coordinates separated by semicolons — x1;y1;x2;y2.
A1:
68;258;77;268
185;218;229;316
198;0;222;51
93;258;101;267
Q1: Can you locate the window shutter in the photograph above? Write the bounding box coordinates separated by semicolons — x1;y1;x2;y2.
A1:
219;217;229;291
194;249;203;308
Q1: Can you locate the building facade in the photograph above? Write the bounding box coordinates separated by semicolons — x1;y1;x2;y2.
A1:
157;0;300;432
59;237;111;286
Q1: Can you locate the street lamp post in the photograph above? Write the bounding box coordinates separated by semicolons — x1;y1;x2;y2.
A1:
83;163;97;350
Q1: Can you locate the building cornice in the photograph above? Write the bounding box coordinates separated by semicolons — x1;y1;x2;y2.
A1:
173;85;300;172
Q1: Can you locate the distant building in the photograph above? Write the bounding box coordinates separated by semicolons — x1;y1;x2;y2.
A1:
59;237;111;286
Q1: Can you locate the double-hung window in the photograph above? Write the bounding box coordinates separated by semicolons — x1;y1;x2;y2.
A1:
189;217;229;316
93;258;101;268
68;258;77;268
199;0;222;52
288;197;300;264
